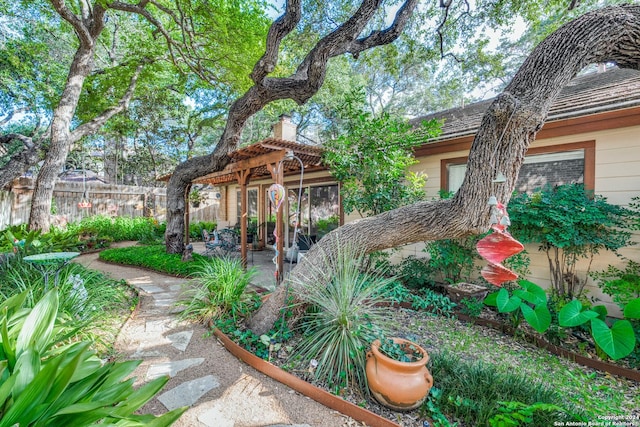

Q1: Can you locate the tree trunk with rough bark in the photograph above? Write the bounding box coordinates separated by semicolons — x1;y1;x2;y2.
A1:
163;0;420;253
248;4;640;334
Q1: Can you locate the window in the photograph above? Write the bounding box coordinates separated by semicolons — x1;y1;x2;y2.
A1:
288;184;339;241
236;188;258;224
442;141;594;194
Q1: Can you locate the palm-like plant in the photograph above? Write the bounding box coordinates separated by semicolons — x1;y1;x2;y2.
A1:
290;243;395;393
0;290;186;425
178;257;259;324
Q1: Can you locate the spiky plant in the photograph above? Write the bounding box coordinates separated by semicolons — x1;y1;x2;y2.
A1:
290;242;395;394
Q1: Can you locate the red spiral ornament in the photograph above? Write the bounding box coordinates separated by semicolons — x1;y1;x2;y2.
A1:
476;200;524;287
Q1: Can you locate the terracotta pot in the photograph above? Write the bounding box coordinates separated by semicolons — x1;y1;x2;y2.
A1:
366;338;433;411
445;282;489;303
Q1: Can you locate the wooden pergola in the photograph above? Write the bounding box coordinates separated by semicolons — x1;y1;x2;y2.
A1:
194;138;324;280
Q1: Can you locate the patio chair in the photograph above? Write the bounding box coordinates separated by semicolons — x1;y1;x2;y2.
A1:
202;229;222;256
217;228;241;255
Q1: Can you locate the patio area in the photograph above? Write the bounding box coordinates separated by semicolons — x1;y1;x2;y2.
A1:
190;241;297;291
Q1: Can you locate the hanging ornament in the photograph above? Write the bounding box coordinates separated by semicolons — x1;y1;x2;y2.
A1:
476;198;524;287
268;183;286;211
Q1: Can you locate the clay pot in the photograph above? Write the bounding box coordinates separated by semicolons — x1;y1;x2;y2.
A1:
366;338;433;411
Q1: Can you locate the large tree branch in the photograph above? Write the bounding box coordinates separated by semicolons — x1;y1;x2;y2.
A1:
249;4;640;334
0;134;42;188
69;63;144;143
250;0;302;83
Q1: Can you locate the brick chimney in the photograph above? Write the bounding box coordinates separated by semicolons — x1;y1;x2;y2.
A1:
272;114;296;141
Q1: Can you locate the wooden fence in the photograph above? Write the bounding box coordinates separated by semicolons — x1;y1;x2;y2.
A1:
1;178;167;229
0;178;221;230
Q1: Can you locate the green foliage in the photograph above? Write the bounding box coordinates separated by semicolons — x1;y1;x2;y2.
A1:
558;300;637;360
0;225;81;255
485;280;551;333
0;290;186;425
411;288;457;317
459;297;484;318
397;256;435;289
426;351;578;426
191;221;218;240
178;257;259;324
488;401;563;427
508;184;635;299
376;337;424;363
0;258;134;354
67;215;163;243
590;260;640;309
424;236;481;285
290;243;395;393
323;87;439;217
99;244;207;276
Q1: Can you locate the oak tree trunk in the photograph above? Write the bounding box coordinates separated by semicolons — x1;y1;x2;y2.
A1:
248;4;640;334
163;0;420;253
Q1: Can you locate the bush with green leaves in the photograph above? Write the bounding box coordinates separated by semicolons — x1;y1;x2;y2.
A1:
590;260;640;309
397;256;435;290
290;243;395;394
425;351;582;426
0;224;81;255
99;244;207;276
484;280;551;334
508;184;635;300
67;215;164;243
424;236;482;285
323;87;438;217
190;221;217;240
0;290;186;425
178;257;259;324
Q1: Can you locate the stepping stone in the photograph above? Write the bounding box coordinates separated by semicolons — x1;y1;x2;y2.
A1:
145;319;177;333
146;357;204;380
158;375;220;410
130;347;165;359
167;330;193;351
196;374;290;426
152;294;178;307
137;284;166;294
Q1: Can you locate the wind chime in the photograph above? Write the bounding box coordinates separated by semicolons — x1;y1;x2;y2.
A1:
475;100;523;286
77;149;92;209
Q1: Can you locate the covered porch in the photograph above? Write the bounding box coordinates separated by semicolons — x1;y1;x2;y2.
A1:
193;138;327;283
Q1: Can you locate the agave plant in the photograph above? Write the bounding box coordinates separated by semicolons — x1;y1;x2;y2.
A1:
0;289;186;426
290;242;395;393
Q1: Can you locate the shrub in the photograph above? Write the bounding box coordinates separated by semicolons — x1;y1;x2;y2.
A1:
508;184;635;300
178;257;259;324
0;290;186;425
590;260;640;309
0;224;81;255
398;256;434;289
290;243;395;394
67;215;163;243
424;236;481;285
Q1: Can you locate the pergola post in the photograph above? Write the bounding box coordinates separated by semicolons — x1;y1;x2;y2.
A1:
268;162;285;285
236;169;251;268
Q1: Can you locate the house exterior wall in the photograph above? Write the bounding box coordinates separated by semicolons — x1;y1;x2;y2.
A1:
397;123;640;316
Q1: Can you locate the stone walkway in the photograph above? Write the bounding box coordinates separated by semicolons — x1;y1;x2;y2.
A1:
75;248;351;427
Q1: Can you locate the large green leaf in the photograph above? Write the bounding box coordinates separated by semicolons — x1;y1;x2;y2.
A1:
558;299;599;327
590;318;636;360
496;288;521;313
12;348;41;396
520;304;551;333
513;280;547;306
16;290;58;356
623;297;640;319
483;291;498;307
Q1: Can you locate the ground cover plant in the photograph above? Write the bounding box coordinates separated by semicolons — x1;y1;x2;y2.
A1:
99;244;207;277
